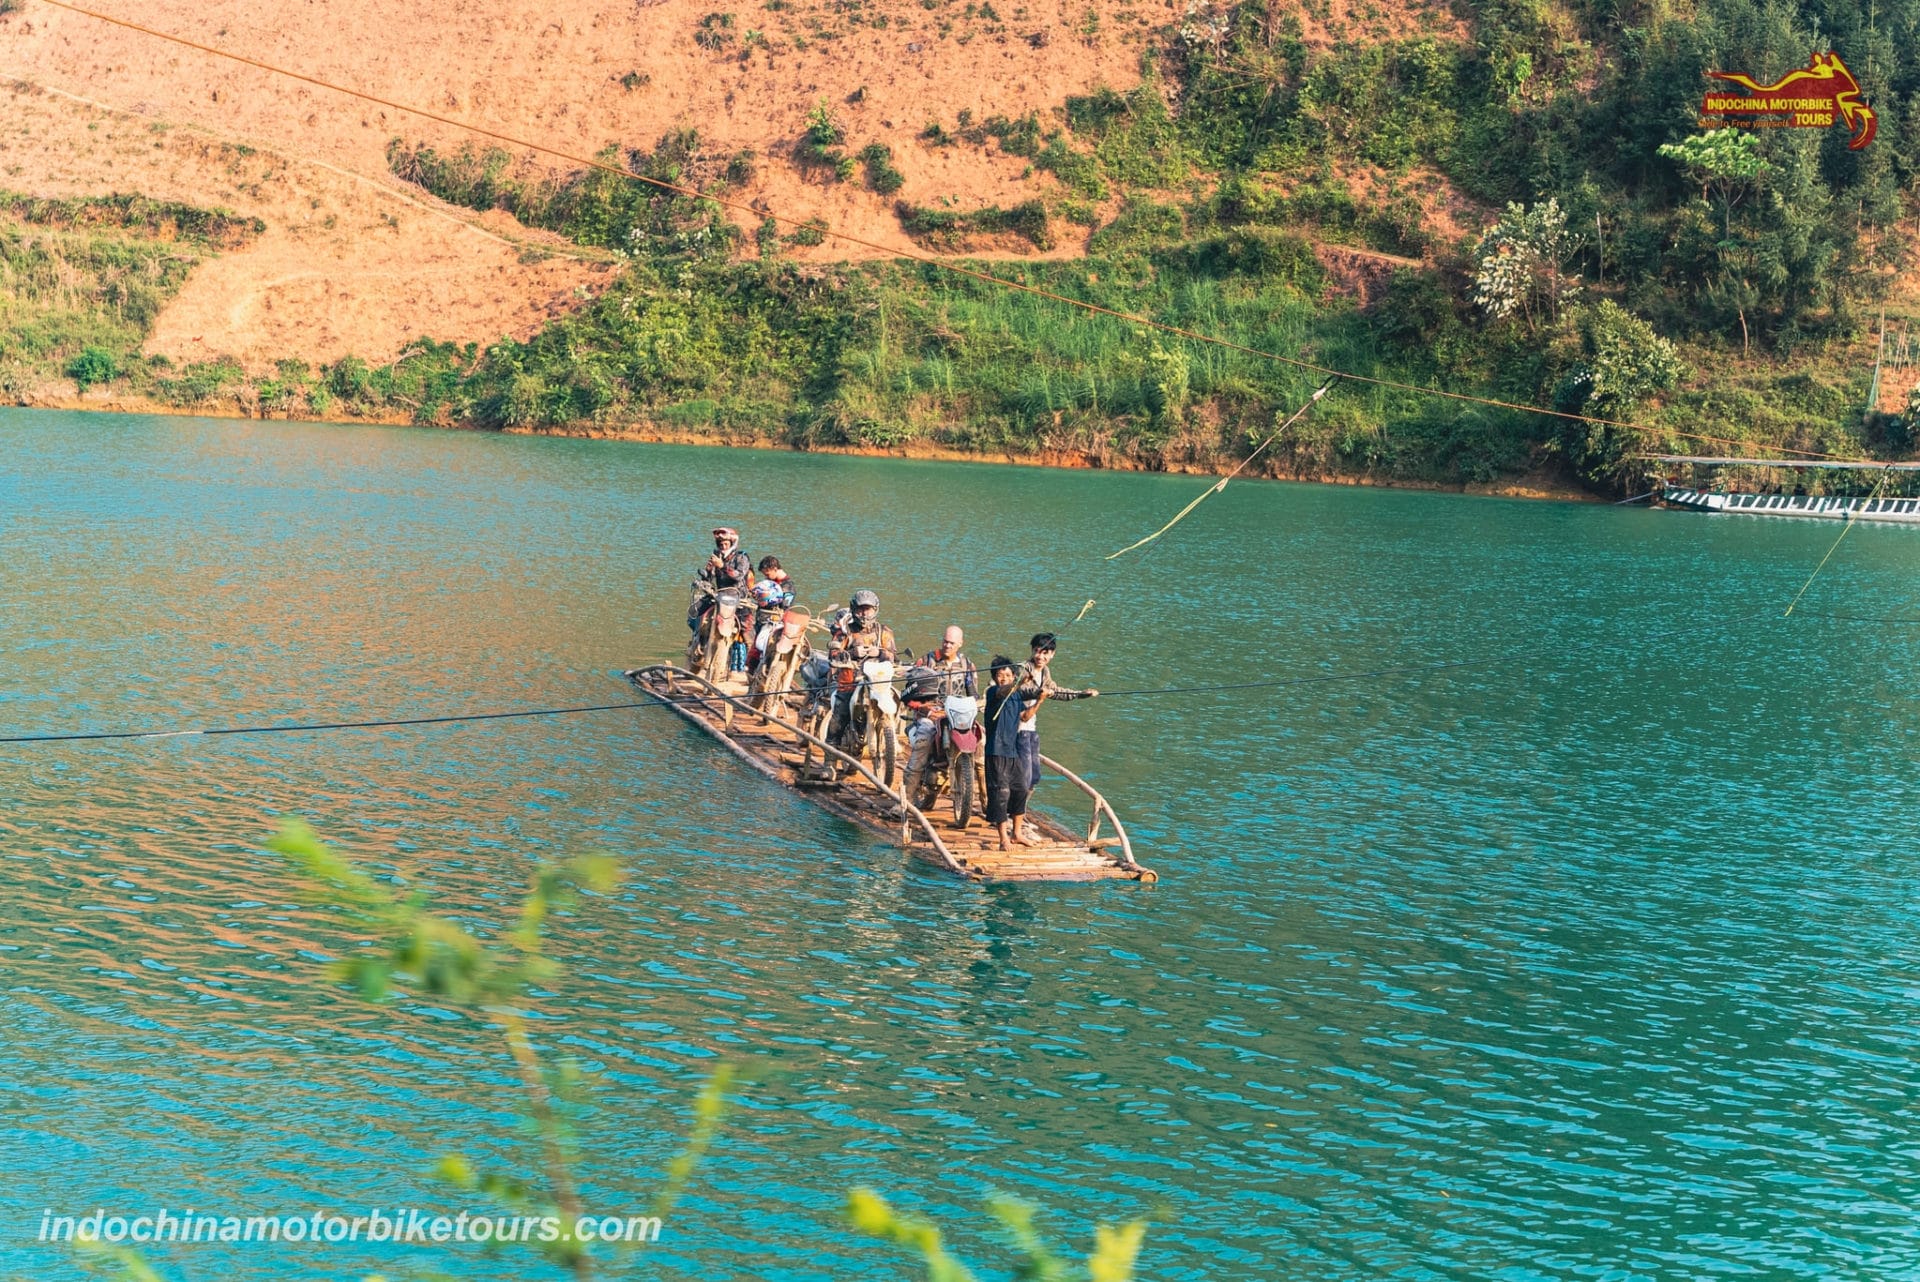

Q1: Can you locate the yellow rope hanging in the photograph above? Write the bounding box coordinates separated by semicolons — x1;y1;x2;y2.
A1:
1782;464;1896;617
1107;380;1334;560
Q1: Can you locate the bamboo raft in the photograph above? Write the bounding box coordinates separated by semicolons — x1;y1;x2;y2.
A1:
624;663;1157;884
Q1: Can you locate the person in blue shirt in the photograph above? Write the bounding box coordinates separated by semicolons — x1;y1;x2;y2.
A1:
983;656;1035;851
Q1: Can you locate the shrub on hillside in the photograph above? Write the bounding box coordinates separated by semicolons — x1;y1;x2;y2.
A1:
787;217;829;246
895;199;1051;250
694;12;736;49
156;358;244;406
798;100;854;181
65;346;118;390
858;144;905;196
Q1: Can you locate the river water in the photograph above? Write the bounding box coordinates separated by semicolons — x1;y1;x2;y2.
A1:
2;409;1918;1280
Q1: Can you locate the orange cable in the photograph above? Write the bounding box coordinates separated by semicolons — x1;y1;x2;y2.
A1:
29;0;1871;466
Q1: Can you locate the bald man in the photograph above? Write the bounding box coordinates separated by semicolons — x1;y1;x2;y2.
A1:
926;626;978;699
902;626;980;816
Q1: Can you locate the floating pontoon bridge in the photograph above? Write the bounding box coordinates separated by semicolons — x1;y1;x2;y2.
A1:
1645;455;1920;524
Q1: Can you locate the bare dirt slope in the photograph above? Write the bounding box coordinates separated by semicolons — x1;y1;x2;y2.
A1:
0;0;1171;367
1;0;1158;223
0;79;610;370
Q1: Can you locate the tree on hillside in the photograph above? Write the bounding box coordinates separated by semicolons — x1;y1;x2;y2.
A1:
1657;131;1768;237
1569;300;1686;418
1471;198;1582;333
1556;300;1686;482
1654;128;1861;353
1900;94;1920;211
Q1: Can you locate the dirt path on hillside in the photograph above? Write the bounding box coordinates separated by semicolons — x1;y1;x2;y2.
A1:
0;79;611;370
0;0;1159;259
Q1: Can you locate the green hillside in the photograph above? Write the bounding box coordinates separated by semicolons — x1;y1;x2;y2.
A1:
27;0;1920;492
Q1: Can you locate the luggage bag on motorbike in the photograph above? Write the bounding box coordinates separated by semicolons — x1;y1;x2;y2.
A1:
899;665;943;708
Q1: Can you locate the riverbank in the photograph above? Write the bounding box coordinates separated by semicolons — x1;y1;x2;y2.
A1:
11;385;1598;501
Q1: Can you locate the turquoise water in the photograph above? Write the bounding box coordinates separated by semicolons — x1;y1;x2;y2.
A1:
3;409;1919;1280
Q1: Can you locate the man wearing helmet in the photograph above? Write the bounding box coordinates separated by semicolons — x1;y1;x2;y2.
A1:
688;526;752;635
746;557;798;673
827;588;896;750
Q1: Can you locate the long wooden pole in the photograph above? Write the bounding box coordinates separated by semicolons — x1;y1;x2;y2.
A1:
1867;308;1888;416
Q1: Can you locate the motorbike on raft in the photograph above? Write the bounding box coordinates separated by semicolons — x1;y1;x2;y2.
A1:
686;583;751;688
749;608;813;715
796;654;838;775
909;694;983;827
822;657;900;789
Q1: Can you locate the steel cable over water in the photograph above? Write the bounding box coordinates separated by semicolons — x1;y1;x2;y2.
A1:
1780;464;1897;619
1043;380;1336;635
0;658;1500;746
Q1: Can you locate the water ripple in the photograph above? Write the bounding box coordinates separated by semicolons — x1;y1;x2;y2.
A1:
3;413;1919;1279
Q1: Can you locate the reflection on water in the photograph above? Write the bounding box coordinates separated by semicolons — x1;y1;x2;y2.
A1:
3;410;1919;1279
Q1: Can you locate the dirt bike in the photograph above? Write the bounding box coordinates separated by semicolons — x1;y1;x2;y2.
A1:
911;694;983;827
795;655;838;775
686;583;749;688
832;657;900;789
749;609;812;715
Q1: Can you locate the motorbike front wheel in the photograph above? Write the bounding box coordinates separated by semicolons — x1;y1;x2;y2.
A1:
833;708;860;780
913;765;942;814
752;655;782;713
701;630;730;687
870;712;897;790
951;753;975;828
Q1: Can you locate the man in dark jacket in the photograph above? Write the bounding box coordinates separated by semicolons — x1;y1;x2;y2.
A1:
925;625;979;698
689;526;752;633
983;656;1032;851
901;625;980;811
827;589;896;750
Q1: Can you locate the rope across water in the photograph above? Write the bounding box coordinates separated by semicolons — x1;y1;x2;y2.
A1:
0;658;1492;746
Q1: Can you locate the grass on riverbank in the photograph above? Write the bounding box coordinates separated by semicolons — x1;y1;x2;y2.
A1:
0;191;261;401
2;176;1905;494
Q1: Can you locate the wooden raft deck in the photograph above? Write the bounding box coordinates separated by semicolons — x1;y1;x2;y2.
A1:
624;663;1156;884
